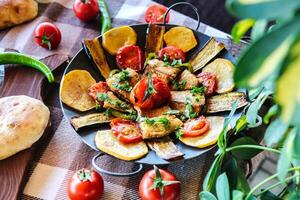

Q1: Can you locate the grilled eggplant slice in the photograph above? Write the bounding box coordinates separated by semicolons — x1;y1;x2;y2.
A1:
144;59;181;83
171;69;199;90
147;137;184;160
170;90;205;116
190;38;225;72
206;92;248;113
83;38;110;79
140;115;183;139
106;69;140;101
95;130;148;161
71;113;113;130
202;58;235;94
145;24;165;56
135;106;171;118
179;116;225;148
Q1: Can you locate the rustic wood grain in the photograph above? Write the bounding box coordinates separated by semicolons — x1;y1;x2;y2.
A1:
0;54;68;200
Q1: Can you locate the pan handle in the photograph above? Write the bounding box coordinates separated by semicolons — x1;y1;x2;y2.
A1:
92;153;143;177
164;2;201;30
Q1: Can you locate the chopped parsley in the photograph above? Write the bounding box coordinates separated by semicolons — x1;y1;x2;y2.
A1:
191;86;206;96
95;102;102;111
175;126;183;139
164;110;181;116
111;70;133;92
185;97;198;119
144;117;171;128
144;53;157;68
162;54;193;72
143;73;156;101
96;93;129;110
172;79;187;90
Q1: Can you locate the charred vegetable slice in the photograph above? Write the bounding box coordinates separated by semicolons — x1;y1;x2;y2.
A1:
164;27;197;52
71;113;113;130
108;109;137;121
61;70;96;112
171;69;199;90
206;92;248;113
139;115;183;139
95;130;148;161
190;38;225;72
202;58;235;94
83;38;110;79
179;116;225;148
145;24;165;56
135;106;171;118
147;137;184;160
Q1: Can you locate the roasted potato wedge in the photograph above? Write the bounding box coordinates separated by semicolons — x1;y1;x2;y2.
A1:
83;38;110;79
139;115;183;139
147;137;184;160
60;70;96;112
202;58;235;94
190;38;225;72
179;116;225;148
206;92;248;113
171;69;199;90
71;113;113;131
164;27;197;52
145;24;165;56
102;26;137;55
95;130;148;161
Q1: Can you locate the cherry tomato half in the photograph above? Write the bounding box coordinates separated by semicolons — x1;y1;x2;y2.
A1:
131;76;170;110
34;22;62;50
110;118;143;144
182;116;210;137
197;72;217;96
116;45;144;71
139;166;180;200
73;0;99;22
68;168;104;200
145;4;170;23
88;81;109;101
158;46;186;62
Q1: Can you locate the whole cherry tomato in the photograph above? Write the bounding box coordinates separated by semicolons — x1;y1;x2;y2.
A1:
111;118;143;144
145;4;170;23
139;166;180;200
197;72;217;96
68;168;104;200
116;45;144;71
73;0;99;22
182;116;210;137
158;46;186;62
130;75;170;110
34;22;62;50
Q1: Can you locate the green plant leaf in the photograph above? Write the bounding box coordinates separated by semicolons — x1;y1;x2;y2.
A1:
232;190;244;200
235;115;247;133
263;104;279;124
277;128;296;182
234;16;300;88
199;191;218;200
260;190;282;200
216;173;230;200
230;137;262;159
293;127;300;158
226;0;300;20
251;20;268;41
264;118;288;146
236;165;251;193
222;156;238;190
203;154;224;192
231;19;255;43
275;37;300;126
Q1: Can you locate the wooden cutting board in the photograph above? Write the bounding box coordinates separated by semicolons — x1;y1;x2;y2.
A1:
0;54;68;200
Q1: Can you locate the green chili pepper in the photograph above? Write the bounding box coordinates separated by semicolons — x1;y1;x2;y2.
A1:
0;52;54;83
98;0;111;35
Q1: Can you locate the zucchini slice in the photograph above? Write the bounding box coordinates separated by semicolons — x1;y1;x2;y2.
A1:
145;24;165;56
147;137;184;160
206;92;248;113
71;113;113;130
190;38;225;72
83;38;111;79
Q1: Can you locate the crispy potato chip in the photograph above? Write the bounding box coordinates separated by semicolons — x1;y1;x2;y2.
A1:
164;27;197;52
179;116;224;148
102;26;137;55
60;70;96;112
95;130;148;161
202;58;235;94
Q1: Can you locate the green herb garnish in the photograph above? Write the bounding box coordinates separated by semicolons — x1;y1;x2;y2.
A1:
175;126;183;139
191;86;206;96
185;97;198;119
143;73;156;101
144;117;171;128
144;53;157;68
112;70;133;92
96;93;129;110
172;79;187;90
